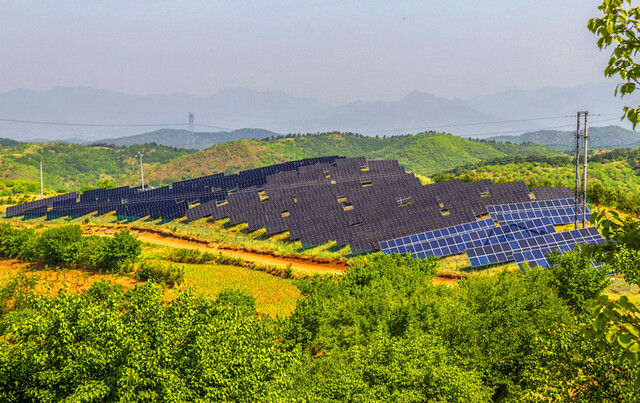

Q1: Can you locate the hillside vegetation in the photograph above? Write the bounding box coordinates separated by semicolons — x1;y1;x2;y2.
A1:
94;128;277;150
0;132;565;192
489;125;640;149
142;132;565;185
0;142;191;192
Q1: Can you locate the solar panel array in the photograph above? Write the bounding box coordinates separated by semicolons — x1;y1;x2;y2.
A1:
380;183;605;268
6;156;341;220
531;187;574;201
382;218;556;259
187;158;540;252
5;157;602;263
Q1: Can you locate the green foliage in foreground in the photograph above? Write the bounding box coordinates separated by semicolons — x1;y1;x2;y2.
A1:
1;247;640;401
0;224;141;273
0;280;298;402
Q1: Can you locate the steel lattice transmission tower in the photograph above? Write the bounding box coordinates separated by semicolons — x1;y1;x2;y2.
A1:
188;112;195;149
574;111;589;229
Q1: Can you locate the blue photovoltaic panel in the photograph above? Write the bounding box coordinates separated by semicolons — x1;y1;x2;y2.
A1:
512;227;605;268
493;207;590;226
487;198;575;214
379;218;495;252
381;218;555;260
467;226;605;268
466;242;515;267
488;198;590;226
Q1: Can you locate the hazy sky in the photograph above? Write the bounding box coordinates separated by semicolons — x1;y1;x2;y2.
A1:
0;0;612;104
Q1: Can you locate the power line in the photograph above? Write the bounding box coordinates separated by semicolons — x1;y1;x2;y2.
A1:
0;117;187;128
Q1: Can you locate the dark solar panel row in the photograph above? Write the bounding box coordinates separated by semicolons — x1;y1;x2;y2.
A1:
5;192;78;217
531;187;574;201
194;157;542;252
7;156;342;220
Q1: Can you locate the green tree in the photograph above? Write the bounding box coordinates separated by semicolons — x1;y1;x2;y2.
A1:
91;229;142;273
546;246;610;310
588;0;640;127
38;224;84;265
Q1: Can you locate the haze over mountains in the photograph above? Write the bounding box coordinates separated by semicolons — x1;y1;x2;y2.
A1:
0;82;638;142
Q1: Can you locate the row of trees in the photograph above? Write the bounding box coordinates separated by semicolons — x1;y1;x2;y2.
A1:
0;224;141;273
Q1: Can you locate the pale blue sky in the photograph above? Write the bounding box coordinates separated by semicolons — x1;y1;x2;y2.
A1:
0;0;611;104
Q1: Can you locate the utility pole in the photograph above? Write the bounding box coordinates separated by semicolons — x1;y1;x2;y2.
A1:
574;111;589;229
136;152;145;191
574;114;581;229
39;159;44;199
582;112;589;227
188;112;195;149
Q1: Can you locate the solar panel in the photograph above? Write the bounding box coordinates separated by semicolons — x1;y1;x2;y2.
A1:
381;218;555;259
532;187;574;201
488;198;590;225
467;226;605;268
380;218;496;252
512;227;605;268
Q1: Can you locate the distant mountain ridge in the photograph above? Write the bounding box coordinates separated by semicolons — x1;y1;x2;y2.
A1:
488;125;640;149
93;128;278;149
1;83;639;141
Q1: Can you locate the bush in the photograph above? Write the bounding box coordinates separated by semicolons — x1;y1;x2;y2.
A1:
166;248;215;264
610;245;640;286
91;230;141;273
38;224;84;265
0;224;39;261
547;246;610;310
136;261;185;287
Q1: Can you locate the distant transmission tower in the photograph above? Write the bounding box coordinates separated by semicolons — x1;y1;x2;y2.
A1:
188;112;195;149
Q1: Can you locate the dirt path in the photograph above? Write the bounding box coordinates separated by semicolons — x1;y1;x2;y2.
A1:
85;225;347;275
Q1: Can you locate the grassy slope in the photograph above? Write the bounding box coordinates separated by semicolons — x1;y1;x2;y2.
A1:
0;142;191;191
143;133;565;185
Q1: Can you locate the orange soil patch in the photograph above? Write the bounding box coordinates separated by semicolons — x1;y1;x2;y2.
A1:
83;225;347;275
0;258;140;295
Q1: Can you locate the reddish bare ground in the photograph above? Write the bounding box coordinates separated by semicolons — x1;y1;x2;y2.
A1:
83;225;348;275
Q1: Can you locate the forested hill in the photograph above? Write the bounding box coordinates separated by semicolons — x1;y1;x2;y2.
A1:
94;128;278;149
488;125;640;149
0;142;191;192
142;132;565;185
0;132;564;192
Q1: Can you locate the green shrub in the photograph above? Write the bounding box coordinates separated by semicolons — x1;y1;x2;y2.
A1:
38;224;84;265
0;224;39;261
215;289;256;312
91;230;141;273
547;246;610;310
610;245;640;286
166;248;215;264
136;261;184;287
